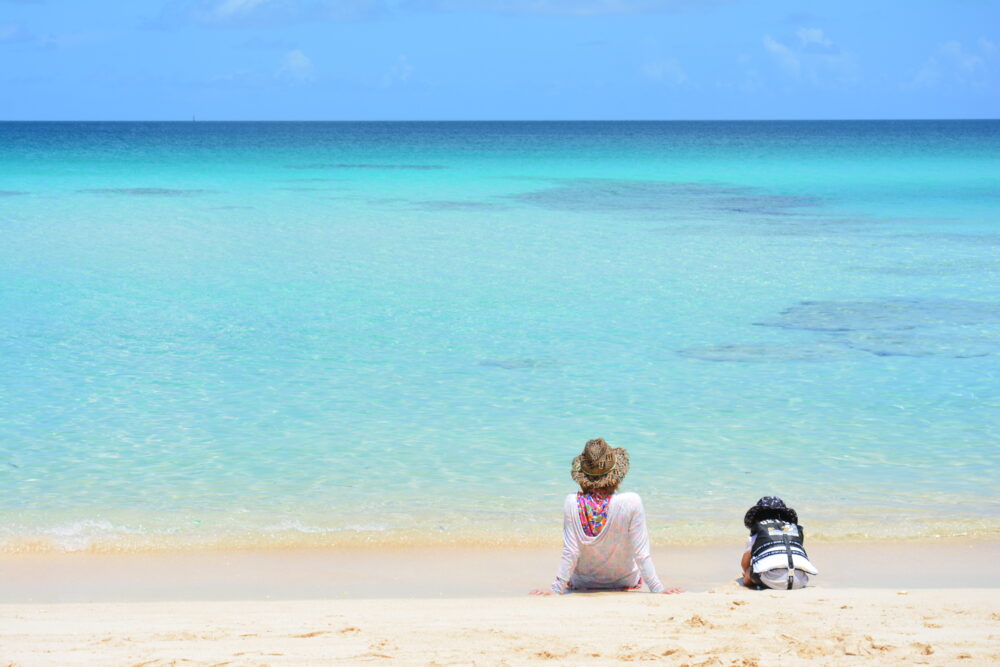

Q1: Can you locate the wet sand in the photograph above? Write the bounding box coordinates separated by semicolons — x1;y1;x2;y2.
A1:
1;540;998;602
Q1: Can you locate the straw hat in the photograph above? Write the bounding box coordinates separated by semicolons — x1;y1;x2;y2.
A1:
743;496;799;529
571;438;630;490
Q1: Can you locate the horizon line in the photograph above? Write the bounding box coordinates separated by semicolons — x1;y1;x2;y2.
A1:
2;118;999;123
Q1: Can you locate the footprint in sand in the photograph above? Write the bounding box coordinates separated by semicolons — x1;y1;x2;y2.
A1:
534;649;569;660
290;630;330;638
684;614;714;629
369;640;398;652
615;644;675;662
863;635;894;652
682;656;722;667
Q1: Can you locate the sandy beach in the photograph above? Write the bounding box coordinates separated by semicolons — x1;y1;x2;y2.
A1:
2;541;998;665
2;587;998;665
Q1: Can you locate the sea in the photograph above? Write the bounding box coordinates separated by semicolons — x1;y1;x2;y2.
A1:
1;121;998;552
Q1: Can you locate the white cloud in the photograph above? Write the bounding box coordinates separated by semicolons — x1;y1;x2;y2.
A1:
278;49;315;82
156;0;723;26
156;0;384;27
213;0;271;19
762;35;799;76
908;38;996;90
795;27;838;54
642;58;686;84
941;40;984;72
762;28;856;87
796;27;831;48
410;0;728;17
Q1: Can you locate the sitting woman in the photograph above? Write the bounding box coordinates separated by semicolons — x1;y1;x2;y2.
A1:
532;438;683;595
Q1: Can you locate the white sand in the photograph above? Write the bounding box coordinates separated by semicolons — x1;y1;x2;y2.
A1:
2;541;998;664
2;586;998;665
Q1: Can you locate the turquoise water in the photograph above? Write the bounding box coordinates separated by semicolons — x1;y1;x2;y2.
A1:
1;121;998;551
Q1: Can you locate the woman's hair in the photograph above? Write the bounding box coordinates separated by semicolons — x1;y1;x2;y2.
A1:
581;481;618;495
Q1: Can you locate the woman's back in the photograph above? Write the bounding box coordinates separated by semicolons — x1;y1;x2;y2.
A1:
553;491;665;593
534;438;679;596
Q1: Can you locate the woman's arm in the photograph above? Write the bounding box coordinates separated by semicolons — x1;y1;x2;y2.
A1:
627;495;669;593
550;495;581;594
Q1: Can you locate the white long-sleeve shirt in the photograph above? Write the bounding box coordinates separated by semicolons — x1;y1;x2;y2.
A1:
550;491;665;594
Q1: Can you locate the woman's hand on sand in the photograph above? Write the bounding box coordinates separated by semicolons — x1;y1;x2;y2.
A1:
660;588;685;594
529;589;556;596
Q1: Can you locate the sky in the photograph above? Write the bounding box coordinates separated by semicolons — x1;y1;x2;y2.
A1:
1;0;998;120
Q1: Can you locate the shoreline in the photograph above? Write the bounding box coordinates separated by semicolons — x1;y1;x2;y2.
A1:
2;539;998;603
4;517;999;555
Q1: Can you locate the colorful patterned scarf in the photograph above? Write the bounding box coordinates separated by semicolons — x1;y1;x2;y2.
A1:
577;491;613;536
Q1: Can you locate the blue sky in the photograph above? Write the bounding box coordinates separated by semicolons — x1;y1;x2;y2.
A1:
1;0;998;120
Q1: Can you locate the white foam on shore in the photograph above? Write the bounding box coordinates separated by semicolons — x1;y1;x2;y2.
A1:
2;514;998;555
34;519;143;552
261;519;389;534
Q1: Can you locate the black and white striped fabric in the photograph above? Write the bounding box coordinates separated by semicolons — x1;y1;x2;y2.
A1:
750;519;819;576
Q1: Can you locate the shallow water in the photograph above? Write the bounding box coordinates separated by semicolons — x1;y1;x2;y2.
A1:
1;121;998;551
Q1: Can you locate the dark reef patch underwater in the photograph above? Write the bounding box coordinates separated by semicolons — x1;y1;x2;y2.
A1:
284;163;447;170
409;200;510;211
677;344;861;363
681;299;1000;362
78;188;213;197
509;179;821;217
478;358;560;370
756;299;1000;332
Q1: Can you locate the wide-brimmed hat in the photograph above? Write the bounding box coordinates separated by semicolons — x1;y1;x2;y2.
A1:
744;496;798;529
571;438;629;490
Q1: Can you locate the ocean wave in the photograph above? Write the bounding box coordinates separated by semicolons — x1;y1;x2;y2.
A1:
3;519;144;552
